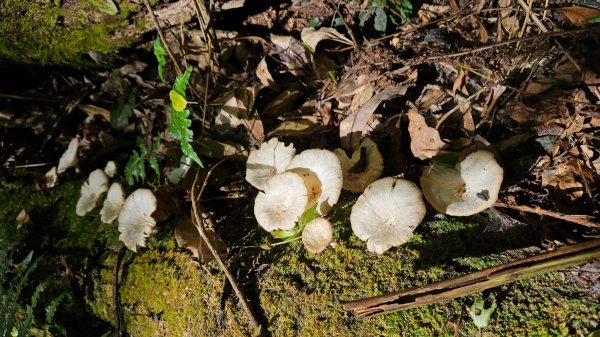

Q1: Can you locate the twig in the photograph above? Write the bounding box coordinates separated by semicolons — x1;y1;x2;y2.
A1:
423;26;600;62
191;165;261;331
112;245;127;337
343;239;600;318
142;0;183;76
494;202;600;228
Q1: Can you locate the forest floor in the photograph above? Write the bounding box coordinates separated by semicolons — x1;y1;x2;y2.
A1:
1;0;599;336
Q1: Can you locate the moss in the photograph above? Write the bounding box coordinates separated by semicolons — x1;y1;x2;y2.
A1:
0;0;131;66
85;196;598;336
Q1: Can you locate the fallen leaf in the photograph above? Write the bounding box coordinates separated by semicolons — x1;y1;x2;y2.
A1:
340;85;410;151
324;73;376;102
197;136;247;158
256;57;279;90
214;86;264;144
559;6;600;27
262;89;304;117
78;104;111;122
407;109;446;160
301;27;354;51
267;116;324;138
174;216;226;263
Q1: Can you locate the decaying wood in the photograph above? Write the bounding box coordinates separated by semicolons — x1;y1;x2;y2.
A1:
191;164;261;332
343;239;600;318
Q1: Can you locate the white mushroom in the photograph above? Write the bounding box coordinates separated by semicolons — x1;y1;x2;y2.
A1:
246;138;296;190
302;217;333;253
286;149;343;215
420;150;503;216
75;169;109;216
100;182;125;224
351;177;426;254
254;171;310;232
334;138;384;192
286;167;322;209
45;166;58;188
118;189;157;252
57;137;79;174
104;161;117;178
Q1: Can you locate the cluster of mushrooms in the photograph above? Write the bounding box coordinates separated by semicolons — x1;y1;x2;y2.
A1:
246;138;503;254
74;161;158;252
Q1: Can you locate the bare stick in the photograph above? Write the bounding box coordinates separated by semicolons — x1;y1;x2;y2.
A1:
495;202;600;229
191;168;261;331
112;245;127;337
143;0;183;76
343;239;600;318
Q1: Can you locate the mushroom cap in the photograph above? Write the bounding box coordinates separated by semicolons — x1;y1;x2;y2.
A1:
246;138;296;190
100;182;125;224
104;161;117;178
420;150;503;216
57;137;79;174
254;171;309;232
45;166;58;188
118;189;157;252
286;149;343;215
287;168;322;208
351;177;426;254
302;217;333;253
76;169;109;216
334;138;384;193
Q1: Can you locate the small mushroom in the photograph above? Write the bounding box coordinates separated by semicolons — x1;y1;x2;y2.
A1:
104;161;117;178
286;149;343;215
100;182;125;224
254;171;310;232
45;166;58;188
118;189;157;252
57;137;79;174
420;150;503;216
76;169;109;216
302;217;333;253
246;138;296;190
351;177;426;254
334;137;384;192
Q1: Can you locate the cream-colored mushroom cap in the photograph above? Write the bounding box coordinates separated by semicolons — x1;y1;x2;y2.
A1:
334;138;384;193
302;217;333;253
104;161;117;178
100;182;125;223
76;169;109;216
246;138;296;190
118;189;157;252
45;166;58;188
254;171;309;232
286;149;343;215
57;137;79;174
420;150;503;216
351;177;426;254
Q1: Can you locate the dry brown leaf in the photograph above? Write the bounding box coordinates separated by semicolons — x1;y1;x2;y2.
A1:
267;116;324;138
407;109;446;160
324;73;376;102
256;57;278;90
197;136;247;158
559;6;600;27
214;86;264;144
174;216;226;263
301;27;354;51
541;165;584;201
262;89;304;117
77;104;110;122
340;86;410;151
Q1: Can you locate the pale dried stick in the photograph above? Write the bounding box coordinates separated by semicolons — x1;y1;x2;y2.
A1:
495;202;600;229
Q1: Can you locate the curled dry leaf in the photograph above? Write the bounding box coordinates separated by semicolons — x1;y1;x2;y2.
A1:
407;110;446;160
300;27;354;51
262;89;304;117
340;86;410;152
256;57;278;90
214;86;264;145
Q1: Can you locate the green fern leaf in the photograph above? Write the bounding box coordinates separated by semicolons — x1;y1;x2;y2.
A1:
149;137;161;177
153;37;166;81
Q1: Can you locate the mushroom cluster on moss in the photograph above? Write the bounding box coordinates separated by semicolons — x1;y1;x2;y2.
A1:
246;138;342;253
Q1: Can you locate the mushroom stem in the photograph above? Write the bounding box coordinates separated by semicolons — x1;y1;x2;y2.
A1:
191;169;262;331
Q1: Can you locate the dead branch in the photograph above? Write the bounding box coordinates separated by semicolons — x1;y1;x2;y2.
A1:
343;239;600;318
191;165;261;332
495;202;600;229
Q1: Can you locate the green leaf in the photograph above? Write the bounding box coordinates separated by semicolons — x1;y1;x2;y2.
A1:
87;0;118;15
153;37;166;81
125;150;145;186
272;203;319;239
173;66;193;96
308;17;321;28
110;92;135;132
358;10;372;29
149;137;161;177
588;14;600;23
431;153;459;167
373;7;387;33
468;296;497;329
297;203;319;228
169;90;187;111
